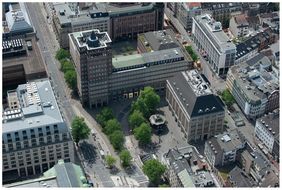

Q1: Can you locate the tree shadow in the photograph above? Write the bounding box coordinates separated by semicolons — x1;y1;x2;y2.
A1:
79;141;99;164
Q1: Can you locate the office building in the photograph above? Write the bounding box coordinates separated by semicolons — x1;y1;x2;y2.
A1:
163;146;214;187
177;3;202;31
5;160;89;187
3;3;34;37
2;3;46;92
69;29;192;108
229;14;249;38
137;29;179;53
166;70;225;142
2;80;74;183
226;54;279;120
255;109;279;160
52;2;110;49
3;34;47;90
52;2;164;48
166;3;202;31
192;14;236;76
204;129;246;167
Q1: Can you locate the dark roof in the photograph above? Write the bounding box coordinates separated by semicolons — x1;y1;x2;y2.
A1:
168;72;224;117
246;53;271;67
229;166;254;187
260;111;279;139
54;162;80;187
235;30;272;60
10;20;33;35
143;29;179;51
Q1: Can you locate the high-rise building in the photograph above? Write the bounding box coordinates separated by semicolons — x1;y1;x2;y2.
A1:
69;29;112;107
2;80;74;183
192;14;236;76
69;29;192;108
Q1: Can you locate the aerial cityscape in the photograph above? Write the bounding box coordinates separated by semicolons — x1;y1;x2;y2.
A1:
1;1;280;188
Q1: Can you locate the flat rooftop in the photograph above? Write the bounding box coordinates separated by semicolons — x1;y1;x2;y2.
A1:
2;80;65;134
112;48;184;71
99;3;155;16
112;54;144;69
209;129;245;153
140;29;179;51
230;54;279;103
70;29;111;50
3;35;46;78
194;14;236;53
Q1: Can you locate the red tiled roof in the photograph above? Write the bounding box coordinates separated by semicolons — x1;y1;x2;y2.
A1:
186;2;201;9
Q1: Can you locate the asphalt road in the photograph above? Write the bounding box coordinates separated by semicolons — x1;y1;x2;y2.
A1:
25;3;75;127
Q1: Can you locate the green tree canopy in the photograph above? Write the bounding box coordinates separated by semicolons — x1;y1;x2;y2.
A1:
105;155;117;168
104;119;122;135
119;150;132;168
64;70;77;90
142;159;166;185
221;89;235;107
131;87;160;118
109;130;124;151
71;116;91;145
133;122;152;145
60;59;74;73
131;98;150;118
96;107;114;127
141;87;160;114
128;110;146;129
185;46;198;62
55;48;70;61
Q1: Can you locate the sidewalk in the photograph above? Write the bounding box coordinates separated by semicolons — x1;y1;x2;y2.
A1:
71;100;122;169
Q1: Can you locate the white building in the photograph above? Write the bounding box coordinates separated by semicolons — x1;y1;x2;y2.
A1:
192;14;236;76
229;14;249;38
2;80;74;182
255;110;279;158
226;54;279;120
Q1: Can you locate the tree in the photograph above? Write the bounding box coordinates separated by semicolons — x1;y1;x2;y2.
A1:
104;119;122;135
71;116;91;145
221;89;235;107
142;159;166;185
105;155;117;168
131;98;150;118
55;48;70;61
141;87;160;114
64;70;77;90
96;107;114;127
119;150;132;168
128;110;146;129
133;122;152;145
109;130;124;151
60;59;74;73
185;46;198;62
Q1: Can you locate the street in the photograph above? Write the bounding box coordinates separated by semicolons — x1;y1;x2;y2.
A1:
24;2;132;187
164;6;226;92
